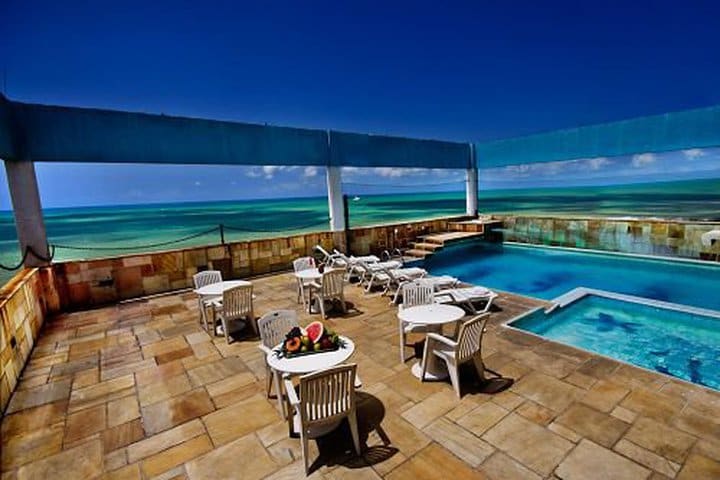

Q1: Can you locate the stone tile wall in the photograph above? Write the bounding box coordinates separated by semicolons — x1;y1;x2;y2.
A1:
499;216;720;261
0;268;60;413
48;216;468;312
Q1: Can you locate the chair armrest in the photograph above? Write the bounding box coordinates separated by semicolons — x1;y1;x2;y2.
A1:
283;378;300;406
258;344;272;355
426;332;457;348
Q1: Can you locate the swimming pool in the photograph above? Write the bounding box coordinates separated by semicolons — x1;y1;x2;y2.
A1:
423;241;720;311
509;291;720;389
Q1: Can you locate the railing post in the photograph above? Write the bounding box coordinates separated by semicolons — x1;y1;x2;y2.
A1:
326;165;345;232
3;159;50;267
466;144;478;217
219;224;225;244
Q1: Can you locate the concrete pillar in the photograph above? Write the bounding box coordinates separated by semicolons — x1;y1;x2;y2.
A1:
326;165;345;232
465;166;478;217
4;160;50;266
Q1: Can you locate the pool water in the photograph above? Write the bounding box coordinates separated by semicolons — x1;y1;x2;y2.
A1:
511;295;720;389
423;241;720;311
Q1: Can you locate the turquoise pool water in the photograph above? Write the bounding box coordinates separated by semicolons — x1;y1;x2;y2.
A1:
423;241;720;311
511;295;720;389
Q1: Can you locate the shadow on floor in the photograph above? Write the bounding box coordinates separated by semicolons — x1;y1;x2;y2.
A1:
311;392;397;473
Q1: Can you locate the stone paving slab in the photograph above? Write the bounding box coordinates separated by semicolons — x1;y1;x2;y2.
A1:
1;270;719;479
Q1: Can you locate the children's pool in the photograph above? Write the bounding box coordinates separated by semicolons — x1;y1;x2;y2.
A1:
509;293;720;389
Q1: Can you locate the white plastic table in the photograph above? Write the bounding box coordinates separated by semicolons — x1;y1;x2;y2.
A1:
267;336;355;375
294;268;322;281
266;336;356;416
397;304;465;381
193;279;252;296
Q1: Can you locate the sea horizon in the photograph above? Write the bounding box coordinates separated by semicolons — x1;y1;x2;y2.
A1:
2;177;719;284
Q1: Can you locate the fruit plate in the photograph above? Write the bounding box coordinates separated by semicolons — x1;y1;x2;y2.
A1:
274;338;347;359
277;344;342;359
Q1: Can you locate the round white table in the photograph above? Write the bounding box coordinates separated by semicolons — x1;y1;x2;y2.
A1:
294;268;323;281
398;304;465;381
193;279;252;296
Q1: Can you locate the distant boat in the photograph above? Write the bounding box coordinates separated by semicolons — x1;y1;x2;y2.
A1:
353;196;361;201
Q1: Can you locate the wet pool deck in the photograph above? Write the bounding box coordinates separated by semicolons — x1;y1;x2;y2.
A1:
2;271;719;479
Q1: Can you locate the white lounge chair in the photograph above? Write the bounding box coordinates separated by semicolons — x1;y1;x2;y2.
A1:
363;264;427;294
284;364;361;474
353;259;404;289
192;270;222;333
421;314;489;398
398;281;435;363
391;275;459;304
435;285;498;314
314;244;337;264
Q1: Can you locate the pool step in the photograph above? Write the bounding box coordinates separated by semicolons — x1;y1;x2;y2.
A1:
404;248;434;259
410;242;443;252
420;231;486;245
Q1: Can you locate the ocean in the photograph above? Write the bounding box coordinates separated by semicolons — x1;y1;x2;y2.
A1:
2;177;719;285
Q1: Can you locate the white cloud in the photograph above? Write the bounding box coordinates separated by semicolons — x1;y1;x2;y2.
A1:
505;164;531;175
587;157;611;170
682;148;705;160
193;180;201;186
631;153;656;168
303;166;318;177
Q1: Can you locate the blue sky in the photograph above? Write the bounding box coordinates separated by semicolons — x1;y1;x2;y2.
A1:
1;0;720;208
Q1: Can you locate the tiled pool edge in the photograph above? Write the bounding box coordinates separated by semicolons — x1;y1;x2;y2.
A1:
504;288;720;393
550;287;720;318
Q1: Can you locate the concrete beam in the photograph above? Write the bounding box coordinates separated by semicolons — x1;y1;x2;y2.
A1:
326;166;345;232
3;160;50;267
465;167;478;217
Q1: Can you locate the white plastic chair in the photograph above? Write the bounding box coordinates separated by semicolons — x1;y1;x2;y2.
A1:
421;314;489;398
257;310;300;414
284;364;361;474
215;284;255;343
193;270;222;332
307;269;347;319
398;281;435;363
293;256;316;308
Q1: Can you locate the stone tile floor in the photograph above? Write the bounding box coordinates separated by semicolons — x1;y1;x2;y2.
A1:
2;272;720;479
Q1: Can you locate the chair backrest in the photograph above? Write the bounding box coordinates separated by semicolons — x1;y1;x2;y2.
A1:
401;281;434;309
455;314;489;363
322;269;345;297
222;284;253;321
299;364;357;425
293;256;315;273
257;310;299;349
193;270;222;289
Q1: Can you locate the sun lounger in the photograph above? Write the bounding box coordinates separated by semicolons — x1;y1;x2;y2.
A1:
434;285;498;313
391;275;459;302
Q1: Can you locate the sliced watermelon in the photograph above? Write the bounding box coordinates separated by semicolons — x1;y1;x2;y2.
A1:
305;321;324;344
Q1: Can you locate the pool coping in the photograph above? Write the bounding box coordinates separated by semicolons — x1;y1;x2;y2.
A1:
547;287;720;318
502;287;720;393
503;241;720;268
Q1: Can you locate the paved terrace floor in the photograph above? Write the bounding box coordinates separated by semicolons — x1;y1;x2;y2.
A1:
2;272;720;480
